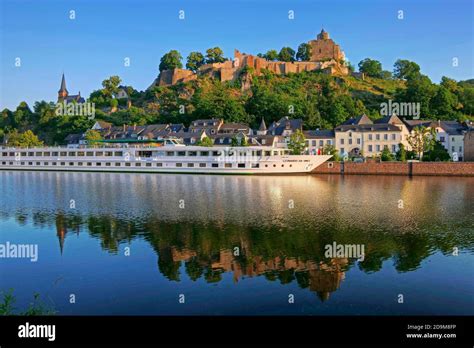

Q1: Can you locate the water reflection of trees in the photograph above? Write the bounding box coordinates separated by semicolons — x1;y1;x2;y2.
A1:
3;208;473;301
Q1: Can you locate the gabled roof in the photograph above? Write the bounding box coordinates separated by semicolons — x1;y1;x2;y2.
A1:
335;123;401;132
259;118;267;131
341;114;373;126
303;129;335;138
374;114;404;125
267;117;303;135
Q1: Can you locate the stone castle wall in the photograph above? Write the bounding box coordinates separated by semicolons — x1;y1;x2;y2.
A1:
151;30;349;88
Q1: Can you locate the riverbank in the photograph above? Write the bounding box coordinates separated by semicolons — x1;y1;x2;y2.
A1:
313;161;474;176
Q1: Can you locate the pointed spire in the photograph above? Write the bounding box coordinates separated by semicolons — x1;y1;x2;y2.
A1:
59;73;68;94
259;117;267;131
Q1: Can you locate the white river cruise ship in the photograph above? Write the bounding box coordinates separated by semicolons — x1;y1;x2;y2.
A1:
0;141;331;175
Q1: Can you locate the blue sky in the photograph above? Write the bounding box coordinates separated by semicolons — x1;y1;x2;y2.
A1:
0;0;473;109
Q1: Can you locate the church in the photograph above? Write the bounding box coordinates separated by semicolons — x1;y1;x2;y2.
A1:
57;73;85;103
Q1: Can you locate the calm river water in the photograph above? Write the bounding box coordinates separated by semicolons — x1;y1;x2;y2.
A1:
0;171;473;315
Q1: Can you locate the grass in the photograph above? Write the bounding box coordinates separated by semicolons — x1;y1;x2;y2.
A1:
0;289;56;316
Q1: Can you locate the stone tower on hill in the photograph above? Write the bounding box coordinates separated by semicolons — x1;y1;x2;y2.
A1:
309;29;345;62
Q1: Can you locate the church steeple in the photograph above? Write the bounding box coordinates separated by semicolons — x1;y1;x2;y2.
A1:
58;73;69;100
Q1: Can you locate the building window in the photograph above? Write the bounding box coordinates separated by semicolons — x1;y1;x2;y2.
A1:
106;163;111;166
225;163;232;168
452;137;455;142
60;162;65;166
96;162;101;166
384;134;388;140
251;163;259;168
440;136;445;142
52;162;57;166
125;163;131;167
69;162;74;166
452;146;455;152
376;145;380;152
340;148;345;154
114;152;123;156
211;163;218;168
36;162;41;165
340;139;344;144
200;151;209;156
176;163;182;167
199;163;206;168
86;152;93;156
349;139;352;145
459;146;462;152
135;163;141;167
238;163;245;168
187;163;194;167
392;145;396;152
392;134;396;140
78;162;83;166
115;163;121;167
368;145;373;152
368;134;373;140
156;163;163;167
376;134;380;140
96;152;103;156
357;138;361;144
146;163;151;167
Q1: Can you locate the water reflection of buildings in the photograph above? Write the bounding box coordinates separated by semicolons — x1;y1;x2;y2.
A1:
55;212;80;255
168;247;347;301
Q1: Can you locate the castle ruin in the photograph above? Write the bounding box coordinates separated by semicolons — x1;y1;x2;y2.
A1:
150;29;349;88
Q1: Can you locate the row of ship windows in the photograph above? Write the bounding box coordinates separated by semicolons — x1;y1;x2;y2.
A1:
1;150;288;157
0;161;294;168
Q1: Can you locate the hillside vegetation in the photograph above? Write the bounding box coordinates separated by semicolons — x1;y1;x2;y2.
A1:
1;62;473;145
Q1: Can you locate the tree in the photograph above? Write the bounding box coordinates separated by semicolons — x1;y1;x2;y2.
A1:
393;59;421;80
381;147;394;161
430;86;458;119
278;47;295;62
196;136;213;147
287;129;306;155
358;58;382;78
380;70;393;80
407;126;436;160
422;141;451;162
231;136;239;147
396;143;407;162
7;130;43;147
323;144;340;161
263;50;278;61
186;51;205;72
101;76;122;98
296;43;312;61
85;129;102;144
159;50;183;71
396;74;437;117
205;47;225;64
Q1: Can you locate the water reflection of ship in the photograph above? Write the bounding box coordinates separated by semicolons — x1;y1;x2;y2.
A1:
165;247;347;301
